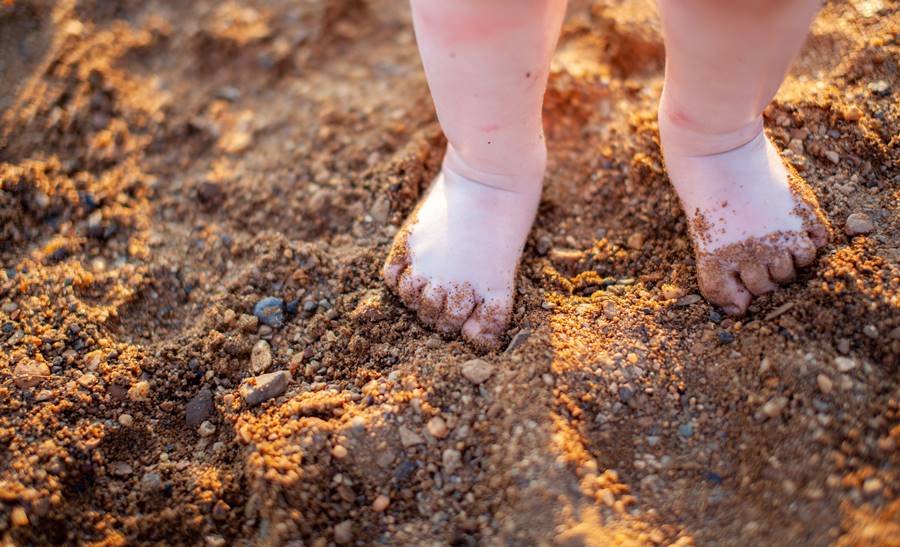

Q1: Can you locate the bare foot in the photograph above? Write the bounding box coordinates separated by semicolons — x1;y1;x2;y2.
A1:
660;116;831;315
382;159;541;350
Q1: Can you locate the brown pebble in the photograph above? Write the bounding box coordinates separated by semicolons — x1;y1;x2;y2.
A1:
13;360;50;389
761;396;788;419
239;371;291;406
372;495;390;512
426;416;449;439
186;388;216;427
816;374;833;394
11;506;28;527
334;520;353;544
460;359;494;384
862;477;883;496
198;420;216;437
250;339;272;373
835;356;856;372
627;232;644;250
332;445;348;459
399;426;424;448
128;380;151;401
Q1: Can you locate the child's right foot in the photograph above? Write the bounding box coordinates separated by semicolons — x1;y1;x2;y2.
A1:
382;149;543;350
660;109;831;315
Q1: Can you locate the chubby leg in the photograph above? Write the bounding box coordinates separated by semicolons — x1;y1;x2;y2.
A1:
657;0;831;314
383;0;566;349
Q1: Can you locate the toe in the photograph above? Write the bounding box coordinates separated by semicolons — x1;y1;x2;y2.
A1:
397;271;427;310
461;296;512;351
697;257;752;315
382;239;410;291
790;235;818;268
417;283;447;327
807;221;831;248
739;261;777;296
435;284;477;335
768;250;796;284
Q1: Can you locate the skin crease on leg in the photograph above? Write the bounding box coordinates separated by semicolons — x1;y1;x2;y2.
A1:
382;0;567;350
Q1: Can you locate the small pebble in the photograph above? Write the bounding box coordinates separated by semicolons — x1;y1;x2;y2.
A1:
426;416;449;439
196;181;224;207
460;358;494;384
626;232;644;250
505;330;531;353
250;339;272;373
77;373;97;387
845;213;874;236
372;494;390;512
334;520;354;544
332;445;348;459
824;150;840;164
867;80;890;95
399;426;424;448
11;506;28;527
835;356;856;372
862;477;883;496
118;414;134;427
239;371;291;406
110;461;133;477
863;324;879;339
843;106;863;121
718;331;735;344
13;360;50;389
816;374;833;394
761;396;788;419
661;284;684;300
141;472;163;493
128;380;151;402
253;297;285;328
212;500;229;520
442;448;462;474
186;388;215;427
198;420;216;437
676;294;702;306
677;424;694;438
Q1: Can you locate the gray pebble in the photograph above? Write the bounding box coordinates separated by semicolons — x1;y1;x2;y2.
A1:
253;297;285;328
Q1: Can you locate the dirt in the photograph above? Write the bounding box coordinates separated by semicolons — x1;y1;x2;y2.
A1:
0;0;898;545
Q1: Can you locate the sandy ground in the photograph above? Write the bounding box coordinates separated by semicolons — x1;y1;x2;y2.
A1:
1;0;898;545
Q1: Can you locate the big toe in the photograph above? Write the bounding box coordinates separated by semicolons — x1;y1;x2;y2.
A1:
382;239;410;290
697;257;752;316
397;271;427;311
461;295;512;350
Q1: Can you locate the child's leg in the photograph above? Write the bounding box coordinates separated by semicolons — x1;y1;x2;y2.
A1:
383;0;567;349
657;0;830;314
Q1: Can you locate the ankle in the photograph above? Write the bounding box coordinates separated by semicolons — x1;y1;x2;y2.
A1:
443;143;546;193
658;91;765;157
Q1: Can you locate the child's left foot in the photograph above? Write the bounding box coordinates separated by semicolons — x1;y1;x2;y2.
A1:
660;113;831;315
